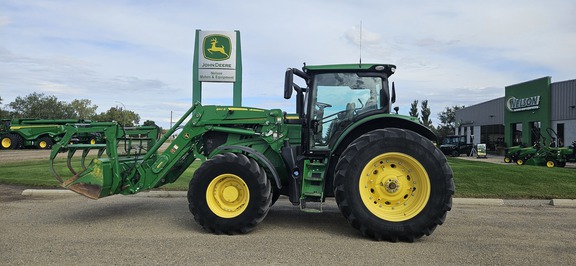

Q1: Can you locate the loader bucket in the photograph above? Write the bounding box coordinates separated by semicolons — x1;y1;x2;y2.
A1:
61;158;109;199
50;144;118;199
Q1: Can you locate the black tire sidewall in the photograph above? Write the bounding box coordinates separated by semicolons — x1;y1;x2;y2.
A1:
0;136;10;149
38;137;53;149
188;153;271;234
335;128;453;238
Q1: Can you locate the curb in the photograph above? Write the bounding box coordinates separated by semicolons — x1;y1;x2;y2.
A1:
21;189;576;207
453;198;504;206
21;189;187;198
551;199;576;207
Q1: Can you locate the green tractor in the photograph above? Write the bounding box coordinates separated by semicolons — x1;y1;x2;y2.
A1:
510;128;575;167
50;64;454;241
520;128;575;168
504;127;544;165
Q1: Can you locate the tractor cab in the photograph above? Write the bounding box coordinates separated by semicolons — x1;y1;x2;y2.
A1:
284;64;396;151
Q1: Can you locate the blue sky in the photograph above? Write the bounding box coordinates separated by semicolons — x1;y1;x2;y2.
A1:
1;0;575;128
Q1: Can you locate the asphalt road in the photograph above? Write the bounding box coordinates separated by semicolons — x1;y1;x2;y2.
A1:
1;194;575;265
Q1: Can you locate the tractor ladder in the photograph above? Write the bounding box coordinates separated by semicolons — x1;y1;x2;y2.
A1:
299;159;326;212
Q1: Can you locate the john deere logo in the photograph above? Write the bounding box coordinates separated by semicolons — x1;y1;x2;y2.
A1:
203;34;231;61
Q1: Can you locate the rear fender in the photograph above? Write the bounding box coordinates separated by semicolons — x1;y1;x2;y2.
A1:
333;116;437;156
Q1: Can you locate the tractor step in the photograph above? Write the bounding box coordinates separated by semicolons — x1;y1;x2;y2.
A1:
299;159;326;212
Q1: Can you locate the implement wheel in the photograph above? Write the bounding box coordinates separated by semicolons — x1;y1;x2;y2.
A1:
334;128;454;242
504;156;512;163
546;160;557;168
188;153;272;234
37;137;53;149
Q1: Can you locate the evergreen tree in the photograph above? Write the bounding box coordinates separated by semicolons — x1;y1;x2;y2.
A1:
409;100;419;119
421;100;433;128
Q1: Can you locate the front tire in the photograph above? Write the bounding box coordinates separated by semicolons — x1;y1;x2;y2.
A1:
334;128;454;242
2;134;23;149
188;153;272;234
1;135;11;149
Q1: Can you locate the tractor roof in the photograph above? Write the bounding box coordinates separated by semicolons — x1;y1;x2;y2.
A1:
303;63;396;76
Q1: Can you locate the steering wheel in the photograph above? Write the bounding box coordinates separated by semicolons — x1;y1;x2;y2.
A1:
316;102;332;109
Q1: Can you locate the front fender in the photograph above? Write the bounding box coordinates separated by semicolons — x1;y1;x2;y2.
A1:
210;145;282;190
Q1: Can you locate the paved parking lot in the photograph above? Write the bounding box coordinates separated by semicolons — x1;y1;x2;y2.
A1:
1;192;575;265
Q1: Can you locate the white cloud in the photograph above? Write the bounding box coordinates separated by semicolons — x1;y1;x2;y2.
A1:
0;0;574;128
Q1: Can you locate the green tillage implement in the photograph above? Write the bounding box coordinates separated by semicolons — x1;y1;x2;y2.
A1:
50;63;455;242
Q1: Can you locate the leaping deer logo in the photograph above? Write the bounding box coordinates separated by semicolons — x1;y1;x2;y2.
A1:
208;38;229;57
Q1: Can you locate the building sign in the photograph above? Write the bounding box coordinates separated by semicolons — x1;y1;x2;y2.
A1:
506;95;540;112
198;31;236;82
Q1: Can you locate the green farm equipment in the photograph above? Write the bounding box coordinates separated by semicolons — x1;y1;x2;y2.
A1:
508;128;575;167
504;127;544;164
0;118;102;149
50;64;454;241
520;128;575;168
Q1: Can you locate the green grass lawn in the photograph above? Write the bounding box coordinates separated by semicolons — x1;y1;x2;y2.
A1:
1;157;574;199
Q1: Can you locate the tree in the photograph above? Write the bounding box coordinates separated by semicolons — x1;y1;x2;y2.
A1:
70;99;98;120
409;100;419;119
8;92;75;119
143;119;162;133
0;96;9;118
143;120;157;127
92;106;140;127
420;100;433;128
436;105;465;139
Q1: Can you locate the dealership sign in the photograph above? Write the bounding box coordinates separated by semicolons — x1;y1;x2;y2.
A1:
198;31;236;82
506;95;540;112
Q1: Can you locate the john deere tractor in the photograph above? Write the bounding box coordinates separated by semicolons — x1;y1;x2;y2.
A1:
50;63;454;241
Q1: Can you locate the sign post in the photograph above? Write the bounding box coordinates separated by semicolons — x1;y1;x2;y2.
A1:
192;30;242;106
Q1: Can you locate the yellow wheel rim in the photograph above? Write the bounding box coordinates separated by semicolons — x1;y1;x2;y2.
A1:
90;139;96;145
359;152;430;222
1;138;11;148
517;159;524;165
504;157;511;163
39;141;47;149
206;174;249;218
546;161;555;168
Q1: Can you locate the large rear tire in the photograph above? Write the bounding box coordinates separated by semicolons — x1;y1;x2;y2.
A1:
334;128;454;242
188;153;272;234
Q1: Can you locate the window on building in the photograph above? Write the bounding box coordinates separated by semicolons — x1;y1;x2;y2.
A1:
480;125;505;151
512;123;523;146
529;121;541;146
557;123;565;147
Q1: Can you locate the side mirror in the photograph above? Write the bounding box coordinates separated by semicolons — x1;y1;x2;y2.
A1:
284;68;294;99
391;82;396;104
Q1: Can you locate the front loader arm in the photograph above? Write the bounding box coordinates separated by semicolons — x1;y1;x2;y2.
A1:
50;104;204;199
